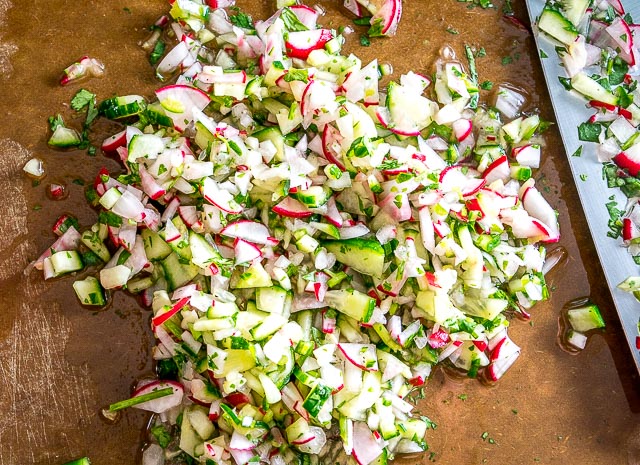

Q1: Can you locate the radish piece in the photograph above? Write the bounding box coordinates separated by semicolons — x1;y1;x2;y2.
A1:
352;421;383;465
178;205;203;231
201;177;243;214
229;448;255;465
482;155;510;183
131;380;184;413
613;143;640;176
452;118;473;142
139;166;166;201
439;166;486;196
234;238;263;264
370;0;403;37
323;196;344;227
322;124;346;170
606;0;625;16
156;41;190;76
494;85;525;119
512;145;541;168
487;346;520;381
297;427;326;455
521;186;560;241
289;4;319;29
606;18;635;66
220;220;273;245
344;0;364;17
23;157;45;178
155;84;211;131
285;29;334;60
337;343;379;371
152;296;190;327
273;197;313;218
101;129;127;153
230;430;255;451
339;222;370;239
34;226;82;270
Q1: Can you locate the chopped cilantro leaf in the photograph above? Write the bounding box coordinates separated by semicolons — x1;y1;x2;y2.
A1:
229;8;254;29
480;80;493;90
150;40;166;65
572;145;583;157
71;89;96;111
577;122;602;142
48;114;65;132
353;17;372;26
360;34;371;47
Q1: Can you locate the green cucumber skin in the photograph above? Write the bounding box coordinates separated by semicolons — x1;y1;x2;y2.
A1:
322;238;385;278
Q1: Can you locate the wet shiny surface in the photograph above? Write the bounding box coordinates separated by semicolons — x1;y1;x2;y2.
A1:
0;0;637;464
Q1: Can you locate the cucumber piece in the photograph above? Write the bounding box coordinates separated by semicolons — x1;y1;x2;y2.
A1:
161;252;199;291
322;238;385;278
337;371;381;419
73;276;106;306
252;126;285;161
537;5;579;46
48;126;82;148
250;313;288;340
189;231;225;269
519;114;540;141
310;221;341;239
160;216;191;259
194;120;216;151
80;230;111;262
560;0;590;26
62;458;91;465
397;418;428;442
141;228;173;261
144;102;174;127
186;405;215;440
571;72;618;106
212;349;256;377
256;286;290;314
302;383;332;417
267;348;295;389
294;185;332;208
324;289;375;323
232;262;273;289
567;304;605;332
179;407;201;458
126;275;155;293
127;133;165;163
50;250;84;276
376;400;398;440
99;95;146;119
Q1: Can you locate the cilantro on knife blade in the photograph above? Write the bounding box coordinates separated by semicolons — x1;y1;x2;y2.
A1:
577;122;602;142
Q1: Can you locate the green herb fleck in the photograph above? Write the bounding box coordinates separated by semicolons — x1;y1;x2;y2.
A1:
360;34;371;47
150;40;166;65
480;80;493;90
572;146;583;157
71;89;96;111
446;26;459;35
229;8;254;29
577;122;602;142
150;424;172;448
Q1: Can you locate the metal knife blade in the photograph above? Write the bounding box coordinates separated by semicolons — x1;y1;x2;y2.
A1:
525;0;640;373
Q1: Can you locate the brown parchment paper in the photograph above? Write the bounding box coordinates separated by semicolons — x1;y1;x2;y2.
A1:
0;0;638;464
